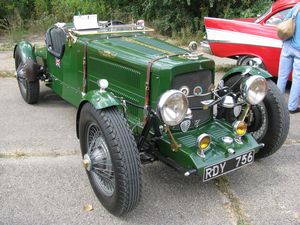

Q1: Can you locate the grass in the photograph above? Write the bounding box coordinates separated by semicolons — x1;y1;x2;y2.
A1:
0;42;15;51
215;176;252;225
150;28;204;47
172;31;204;46
0;150;79;159
0;29;28;53
0;11;53;49
0;152;27;159
284;139;300;145
8;28;29;43
0;71;15;77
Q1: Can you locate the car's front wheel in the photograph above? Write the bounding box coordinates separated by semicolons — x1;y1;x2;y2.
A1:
220;76;289;159
79;103;142;216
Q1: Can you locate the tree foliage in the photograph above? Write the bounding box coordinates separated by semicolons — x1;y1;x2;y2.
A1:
0;0;273;36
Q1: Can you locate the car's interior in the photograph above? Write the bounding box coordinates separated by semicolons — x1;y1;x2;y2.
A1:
45;26;66;59
265;8;290;25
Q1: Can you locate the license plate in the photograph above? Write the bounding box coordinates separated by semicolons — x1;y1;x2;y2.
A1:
203;151;254;182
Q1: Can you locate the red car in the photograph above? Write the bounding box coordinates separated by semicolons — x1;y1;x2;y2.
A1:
202;0;299;78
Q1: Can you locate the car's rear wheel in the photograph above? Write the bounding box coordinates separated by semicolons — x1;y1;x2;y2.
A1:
220;75;289;158
14;46;39;104
79;104;142;216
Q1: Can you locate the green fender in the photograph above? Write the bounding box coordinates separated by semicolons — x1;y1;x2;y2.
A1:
14;41;41;82
14;41;36;62
222;65;272;81
76;90;121;138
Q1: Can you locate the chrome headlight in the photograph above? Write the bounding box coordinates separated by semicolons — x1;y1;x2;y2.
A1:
158;90;188;126
241;75;267;105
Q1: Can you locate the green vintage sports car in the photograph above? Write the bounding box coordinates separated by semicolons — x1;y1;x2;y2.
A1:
14;15;289;216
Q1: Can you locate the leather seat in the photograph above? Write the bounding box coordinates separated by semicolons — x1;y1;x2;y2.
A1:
45;26;66;59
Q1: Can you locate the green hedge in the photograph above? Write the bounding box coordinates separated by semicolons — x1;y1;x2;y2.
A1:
0;0;273;37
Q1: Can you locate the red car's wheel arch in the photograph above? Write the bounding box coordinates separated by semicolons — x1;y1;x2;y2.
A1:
208;41;281;77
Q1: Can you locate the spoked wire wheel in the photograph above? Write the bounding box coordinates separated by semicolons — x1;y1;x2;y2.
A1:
79;104;142;216
220;75;289;159
85;123;115;197
16;62;27;96
246;103;268;142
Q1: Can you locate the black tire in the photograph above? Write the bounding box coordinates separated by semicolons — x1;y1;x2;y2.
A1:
255;80;289;158
15;46;39;104
221;76;289;159
79;104;142;216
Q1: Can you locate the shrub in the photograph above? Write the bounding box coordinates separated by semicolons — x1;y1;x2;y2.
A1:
0;0;273;40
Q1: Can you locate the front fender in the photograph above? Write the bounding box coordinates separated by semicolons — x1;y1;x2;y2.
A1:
76;90;120;138
14;41;40;82
14;41;36;61
222;65;272;81
82;90;120;109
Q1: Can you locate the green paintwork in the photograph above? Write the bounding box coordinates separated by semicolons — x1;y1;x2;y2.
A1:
157;119;259;175
222;65;273;81
20;23;262;176
35;47;47;66
81;90;120;110
14;41;36;62
75;90;121;138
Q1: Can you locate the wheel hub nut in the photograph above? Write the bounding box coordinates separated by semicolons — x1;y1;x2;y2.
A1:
83;154;92;171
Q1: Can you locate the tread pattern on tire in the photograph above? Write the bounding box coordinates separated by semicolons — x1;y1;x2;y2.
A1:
15;46;39;104
223;76;289;159
80;104;142;216
25;81;39;104
255;80;290;158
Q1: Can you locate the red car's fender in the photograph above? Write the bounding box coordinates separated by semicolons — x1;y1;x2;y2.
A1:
204;17;282;76
203;0;299;78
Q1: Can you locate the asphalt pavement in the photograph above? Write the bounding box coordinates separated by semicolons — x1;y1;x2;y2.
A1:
0;55;300;225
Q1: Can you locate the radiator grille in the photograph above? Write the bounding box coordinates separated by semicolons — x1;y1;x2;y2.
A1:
172;70;213;130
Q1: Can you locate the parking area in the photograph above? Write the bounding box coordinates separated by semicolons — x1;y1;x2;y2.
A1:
0;49;300;225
